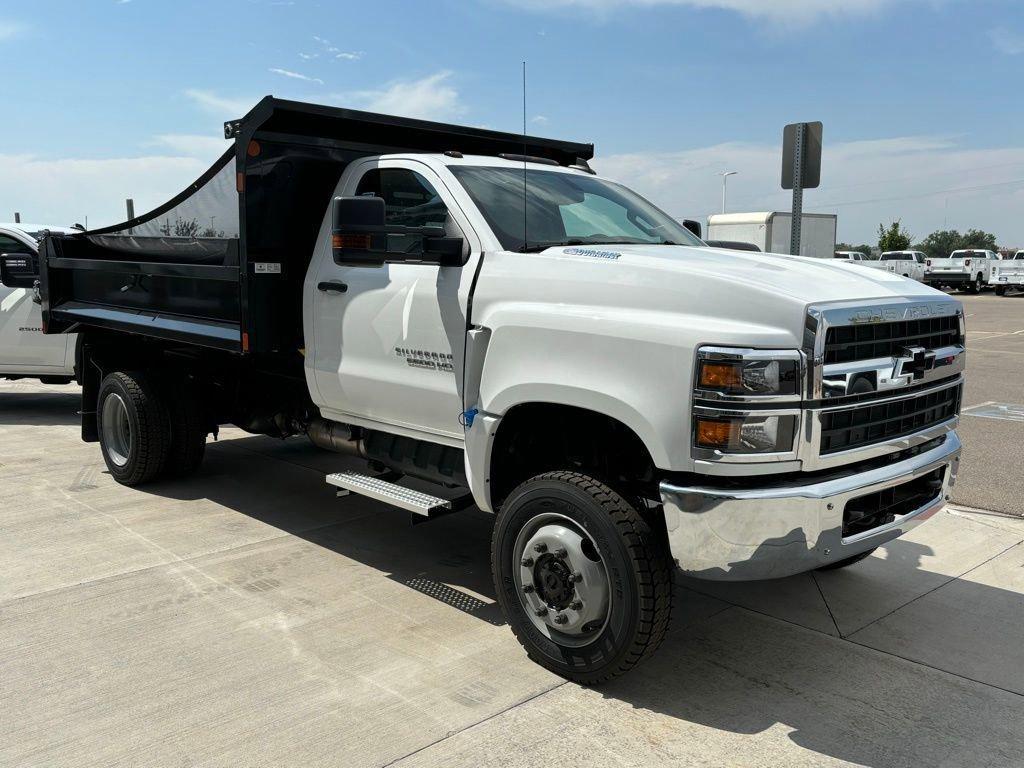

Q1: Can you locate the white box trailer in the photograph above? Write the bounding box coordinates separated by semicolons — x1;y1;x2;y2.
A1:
707;212;837;258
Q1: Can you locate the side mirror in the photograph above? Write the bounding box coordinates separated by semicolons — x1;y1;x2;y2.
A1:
0;253;38;289
332;197;466;268
682;219;702;239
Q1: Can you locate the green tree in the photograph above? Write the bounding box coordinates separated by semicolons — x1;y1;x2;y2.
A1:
877;220;913;251
918;228;999;259
961;228;998;251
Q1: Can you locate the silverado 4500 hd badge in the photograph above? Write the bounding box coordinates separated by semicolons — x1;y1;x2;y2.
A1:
395;347;454;372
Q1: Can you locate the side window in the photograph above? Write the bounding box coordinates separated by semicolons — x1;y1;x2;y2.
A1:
0;234;33;256
355;168;449;229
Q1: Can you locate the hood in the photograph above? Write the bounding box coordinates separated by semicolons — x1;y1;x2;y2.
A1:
548;244;942;305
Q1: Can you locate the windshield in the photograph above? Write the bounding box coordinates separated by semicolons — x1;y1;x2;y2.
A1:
449;166;704;252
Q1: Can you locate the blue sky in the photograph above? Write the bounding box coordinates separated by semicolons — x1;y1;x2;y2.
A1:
2;0;1023;244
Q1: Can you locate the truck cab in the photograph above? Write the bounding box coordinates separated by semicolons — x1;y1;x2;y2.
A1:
39;98;965;684
0;224;77;383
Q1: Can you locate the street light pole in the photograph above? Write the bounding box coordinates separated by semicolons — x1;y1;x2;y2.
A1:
719;171;738;214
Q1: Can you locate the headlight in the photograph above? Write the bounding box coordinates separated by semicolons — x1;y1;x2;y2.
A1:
692;346;802;460
694;414;797;454
696;348;801;398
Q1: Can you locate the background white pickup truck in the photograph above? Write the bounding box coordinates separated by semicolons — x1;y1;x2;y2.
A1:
861;250;927;282
0;224;77;383
989;250;1024;295
925;249;1001;292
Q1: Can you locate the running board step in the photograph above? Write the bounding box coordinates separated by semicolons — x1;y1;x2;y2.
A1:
326;471;461;518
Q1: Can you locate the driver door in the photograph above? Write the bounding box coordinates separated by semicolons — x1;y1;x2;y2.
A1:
311;160;480;442
0;232;69;372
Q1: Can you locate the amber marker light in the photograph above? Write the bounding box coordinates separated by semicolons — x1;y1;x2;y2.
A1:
699;361;743;390
695;417;736;449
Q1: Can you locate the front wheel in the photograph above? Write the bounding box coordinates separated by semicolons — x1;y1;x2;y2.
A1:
972;274;984;293
996;286;1007;296
492;471;673;684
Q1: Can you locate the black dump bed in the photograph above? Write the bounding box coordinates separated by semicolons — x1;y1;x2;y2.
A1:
41;96;593;356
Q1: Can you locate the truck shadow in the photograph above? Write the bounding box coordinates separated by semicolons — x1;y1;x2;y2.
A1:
0;389;81;426
137;433;1023;767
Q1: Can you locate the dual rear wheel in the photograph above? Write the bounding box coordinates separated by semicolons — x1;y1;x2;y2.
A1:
97;370;207;486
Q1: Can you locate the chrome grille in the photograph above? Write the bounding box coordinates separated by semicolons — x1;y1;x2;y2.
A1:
823;315;962;365
820;382;961;454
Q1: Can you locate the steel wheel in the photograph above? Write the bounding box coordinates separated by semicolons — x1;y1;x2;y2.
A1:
100;392;132;467
513;512;610;648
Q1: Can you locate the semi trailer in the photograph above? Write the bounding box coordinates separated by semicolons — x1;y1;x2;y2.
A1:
41;97;965;683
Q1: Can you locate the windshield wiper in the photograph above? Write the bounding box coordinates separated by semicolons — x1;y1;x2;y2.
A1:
517;239;588;253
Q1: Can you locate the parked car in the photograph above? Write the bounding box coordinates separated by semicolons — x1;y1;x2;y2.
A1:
989;250;1024;296
860;250;928;282
925;249;1001;292
0;223;78;383
834;250;869;261
40;98;965;683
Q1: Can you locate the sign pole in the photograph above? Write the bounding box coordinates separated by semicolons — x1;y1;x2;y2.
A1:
789;122;805;256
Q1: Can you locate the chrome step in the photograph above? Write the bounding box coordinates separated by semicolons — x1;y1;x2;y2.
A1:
326;471;453;517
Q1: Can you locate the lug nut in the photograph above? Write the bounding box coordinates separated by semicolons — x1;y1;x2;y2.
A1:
522;584;535;593
570;572;583;583
553;614;568;625
570;600;583;610
533;542;548;553
535;606;548;617
554;547;568;559
521;557;534;568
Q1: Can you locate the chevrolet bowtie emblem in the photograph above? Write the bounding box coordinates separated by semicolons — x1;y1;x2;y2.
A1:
895;346;936;381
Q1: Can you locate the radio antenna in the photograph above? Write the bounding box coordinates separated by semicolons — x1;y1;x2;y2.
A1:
522;60;528;252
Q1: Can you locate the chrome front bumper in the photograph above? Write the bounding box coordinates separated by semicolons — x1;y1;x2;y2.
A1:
660;433;961;581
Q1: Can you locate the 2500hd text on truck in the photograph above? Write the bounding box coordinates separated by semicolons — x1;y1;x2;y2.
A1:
40;99;965;683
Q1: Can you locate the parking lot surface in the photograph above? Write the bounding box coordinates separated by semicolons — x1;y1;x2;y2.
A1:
2;291;1022;767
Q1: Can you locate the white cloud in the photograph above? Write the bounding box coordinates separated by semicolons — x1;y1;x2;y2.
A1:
0;20;27;40
269;67;324;85
531;115;549;125
335;71;464;121
0;153;209;230
990;27;1024;55
298;52;318;60
592;136;1024;246
499;0;921;23
335;51;363;61
184;89;256;117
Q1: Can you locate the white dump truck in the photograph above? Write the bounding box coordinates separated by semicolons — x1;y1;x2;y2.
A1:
707;212;837;258
0;223;78;383
40;98;965;683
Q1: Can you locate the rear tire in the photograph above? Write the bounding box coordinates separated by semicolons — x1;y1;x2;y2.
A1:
996;286;1006;296
972;274;984;293
97;371;170;486
492;471;672;684
161;380;207;478
817;548;876;571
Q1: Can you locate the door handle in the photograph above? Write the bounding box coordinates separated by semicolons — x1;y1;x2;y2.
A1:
318;281;348;294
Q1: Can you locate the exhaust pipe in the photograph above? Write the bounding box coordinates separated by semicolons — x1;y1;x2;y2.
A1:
306;418;366;457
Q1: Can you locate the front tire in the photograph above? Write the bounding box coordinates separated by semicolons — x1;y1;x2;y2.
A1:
492;471;672;684
996;286;1006;296
97;371;170;486
972;274;984;293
